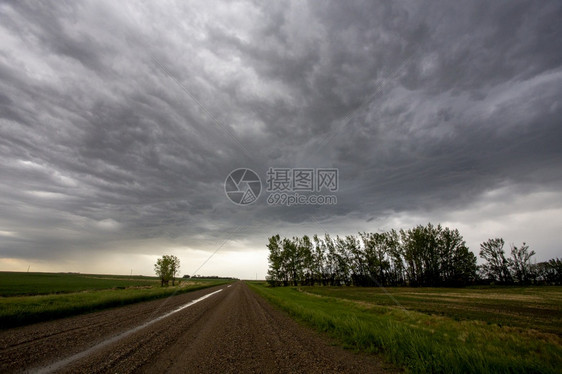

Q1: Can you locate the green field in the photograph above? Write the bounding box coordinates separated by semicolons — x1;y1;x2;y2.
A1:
0;272;232;328
249;283;562;374
0;272;160;296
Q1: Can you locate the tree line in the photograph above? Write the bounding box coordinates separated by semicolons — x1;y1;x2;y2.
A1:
479;238;561;285
266;223;561;287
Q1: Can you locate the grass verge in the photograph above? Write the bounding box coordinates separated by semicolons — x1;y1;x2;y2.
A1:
248;282;562;374
0;279;230;329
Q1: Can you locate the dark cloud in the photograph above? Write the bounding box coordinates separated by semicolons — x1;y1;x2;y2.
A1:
1;0;561;276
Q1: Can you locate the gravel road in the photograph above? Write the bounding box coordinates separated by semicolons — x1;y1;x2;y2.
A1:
0;282;398;373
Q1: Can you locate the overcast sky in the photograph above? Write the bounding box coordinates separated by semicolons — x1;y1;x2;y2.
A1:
1;1;561;279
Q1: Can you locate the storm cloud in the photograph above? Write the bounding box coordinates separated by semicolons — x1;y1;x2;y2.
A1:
1;0;561;277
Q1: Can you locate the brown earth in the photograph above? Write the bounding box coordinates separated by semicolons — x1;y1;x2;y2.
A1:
0;282;399;373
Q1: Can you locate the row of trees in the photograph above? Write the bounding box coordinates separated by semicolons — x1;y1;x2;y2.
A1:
534;258;562;284
479;238;561;284
267;223;477;287
266;223;561;287
186;275;238;279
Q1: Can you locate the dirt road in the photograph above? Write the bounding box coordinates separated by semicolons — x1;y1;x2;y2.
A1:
0;282;396;373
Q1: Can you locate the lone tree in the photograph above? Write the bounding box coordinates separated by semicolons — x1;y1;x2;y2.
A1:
154;255;180;286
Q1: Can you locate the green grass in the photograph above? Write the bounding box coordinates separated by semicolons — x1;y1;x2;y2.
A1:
0;272;160;296
248;282;562;374
301;285;562;336
0;272;232;328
